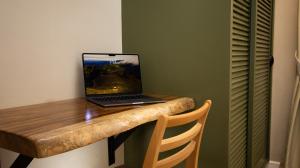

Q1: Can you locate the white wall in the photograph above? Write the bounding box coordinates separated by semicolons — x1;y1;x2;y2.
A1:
0;141;124;168
0;0;123;167
271;0;298;163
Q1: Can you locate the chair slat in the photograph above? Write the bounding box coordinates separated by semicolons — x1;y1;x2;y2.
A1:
156;141;196;168
160;123;202;152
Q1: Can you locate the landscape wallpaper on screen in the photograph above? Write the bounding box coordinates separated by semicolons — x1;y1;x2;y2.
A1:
83;55;142;95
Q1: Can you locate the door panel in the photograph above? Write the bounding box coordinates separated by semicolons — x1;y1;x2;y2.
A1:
249;0;273;167
229;0;251;168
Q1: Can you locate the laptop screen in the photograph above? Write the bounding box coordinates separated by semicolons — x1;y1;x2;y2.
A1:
82;53;142;96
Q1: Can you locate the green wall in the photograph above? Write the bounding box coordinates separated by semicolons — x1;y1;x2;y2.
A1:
122;0;232;167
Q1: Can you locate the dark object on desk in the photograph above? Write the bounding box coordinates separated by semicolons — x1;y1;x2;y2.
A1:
82;53;165;107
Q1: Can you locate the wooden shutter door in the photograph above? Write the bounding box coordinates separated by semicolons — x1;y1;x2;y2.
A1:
248;0;273;167
229;0;251;168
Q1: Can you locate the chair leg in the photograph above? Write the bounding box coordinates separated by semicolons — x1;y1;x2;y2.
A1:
186;137;201;168
185;150;198;168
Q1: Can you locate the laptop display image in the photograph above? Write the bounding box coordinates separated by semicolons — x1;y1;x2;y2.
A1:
83;54;142;95
82;53;164;107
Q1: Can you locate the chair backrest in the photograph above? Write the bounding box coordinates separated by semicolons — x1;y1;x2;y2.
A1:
143;100;212;168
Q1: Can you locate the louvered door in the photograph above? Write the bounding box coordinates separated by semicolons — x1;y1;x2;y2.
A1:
248;0;273;167
229;0;251;168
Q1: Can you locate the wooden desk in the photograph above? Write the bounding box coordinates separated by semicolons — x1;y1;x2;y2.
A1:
0;96;195;168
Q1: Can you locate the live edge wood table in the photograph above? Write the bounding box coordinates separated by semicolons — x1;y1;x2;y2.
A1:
0;96;195;168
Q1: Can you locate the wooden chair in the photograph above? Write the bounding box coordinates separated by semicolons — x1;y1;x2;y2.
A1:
143;100;212;168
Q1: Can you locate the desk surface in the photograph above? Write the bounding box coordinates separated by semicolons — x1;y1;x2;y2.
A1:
0;96;195;158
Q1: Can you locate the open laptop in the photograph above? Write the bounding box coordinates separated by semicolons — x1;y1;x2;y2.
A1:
82;53;165;107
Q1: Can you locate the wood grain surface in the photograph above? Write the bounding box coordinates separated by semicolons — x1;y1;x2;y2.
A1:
0;96;195;158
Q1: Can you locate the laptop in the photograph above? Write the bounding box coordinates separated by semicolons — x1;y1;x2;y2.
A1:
82;53;165;107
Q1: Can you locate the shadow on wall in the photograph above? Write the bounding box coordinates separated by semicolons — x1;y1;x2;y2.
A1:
76;58;85;97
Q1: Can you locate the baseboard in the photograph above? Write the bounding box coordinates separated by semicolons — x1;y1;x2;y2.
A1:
267;161;281;168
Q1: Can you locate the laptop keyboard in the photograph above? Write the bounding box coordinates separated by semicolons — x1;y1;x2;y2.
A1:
93;95;149;102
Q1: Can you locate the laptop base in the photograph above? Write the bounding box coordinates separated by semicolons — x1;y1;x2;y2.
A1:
87;95;165;107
